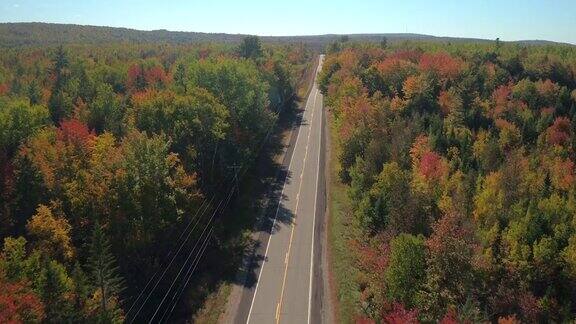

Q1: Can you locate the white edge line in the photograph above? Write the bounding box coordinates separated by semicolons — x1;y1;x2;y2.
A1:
308;59;323;324
246;62;318;323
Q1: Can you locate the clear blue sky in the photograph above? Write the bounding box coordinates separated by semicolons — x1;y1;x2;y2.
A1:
1;0;575;44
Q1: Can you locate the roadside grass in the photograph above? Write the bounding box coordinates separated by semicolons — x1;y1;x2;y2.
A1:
187;175;263;324
327;110;361;324
191;273;233;324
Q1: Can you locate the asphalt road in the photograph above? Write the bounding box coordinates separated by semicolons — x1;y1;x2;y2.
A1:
233;55;326;324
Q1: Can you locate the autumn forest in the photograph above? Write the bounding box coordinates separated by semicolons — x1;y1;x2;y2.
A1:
322;40;576;322
0;36;312;322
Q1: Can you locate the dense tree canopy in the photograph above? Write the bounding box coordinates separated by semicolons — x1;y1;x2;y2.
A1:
0;38;312;321
321;41;576;322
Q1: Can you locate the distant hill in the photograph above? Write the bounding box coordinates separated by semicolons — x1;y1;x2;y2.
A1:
0;22;572;48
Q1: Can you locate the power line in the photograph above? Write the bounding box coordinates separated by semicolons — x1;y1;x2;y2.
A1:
126;167;237;322
126;167;236;322
153;105;290;321
148;187;235;323
124;198;211;318
138;66;302;322
158;181;238;323
145;101;282;318
127;195;217;323
227;164;242;195
157;217;215;323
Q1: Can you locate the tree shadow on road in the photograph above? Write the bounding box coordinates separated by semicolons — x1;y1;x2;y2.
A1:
166;87;311;322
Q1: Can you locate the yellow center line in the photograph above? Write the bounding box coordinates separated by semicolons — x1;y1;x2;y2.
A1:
276;213;296;322
276;90;318;324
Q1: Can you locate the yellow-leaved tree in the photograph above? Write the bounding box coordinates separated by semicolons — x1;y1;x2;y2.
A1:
26;204;74;261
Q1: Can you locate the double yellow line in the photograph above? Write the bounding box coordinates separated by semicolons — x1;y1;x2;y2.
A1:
275;90;318;324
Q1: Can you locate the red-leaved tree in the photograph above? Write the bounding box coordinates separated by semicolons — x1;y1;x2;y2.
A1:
0;280;45;323
546;116;571;147
383;303;419;324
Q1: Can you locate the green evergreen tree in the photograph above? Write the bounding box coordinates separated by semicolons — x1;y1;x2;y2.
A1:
88;84;122;134
380;36;388;49
48;90;73;123
87;222;124;322
28;80;42;105
173;62;187;93
48;45;71;123
77;65;95;102
238;35;263;60
41;260;74;323
72;262;89;322
52;46;69;79
134;63;147;91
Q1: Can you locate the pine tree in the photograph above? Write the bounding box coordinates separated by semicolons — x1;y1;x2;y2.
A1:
71;262;89;322
52;46;69;79
77;66;95;102
134;63;147;91
495;37;501;52
380;36;388;49
87;222;124;322
41;260;73;323
174;63;187;93
48;46;71;123
28;80;42;105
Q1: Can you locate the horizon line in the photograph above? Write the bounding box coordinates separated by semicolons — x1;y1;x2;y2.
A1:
1;21;575;46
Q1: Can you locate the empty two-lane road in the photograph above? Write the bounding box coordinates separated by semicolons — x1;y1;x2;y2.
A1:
235;55;326;324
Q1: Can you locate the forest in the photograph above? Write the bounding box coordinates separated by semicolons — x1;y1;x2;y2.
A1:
3;23;563;51
0;36;311;322
320;40;576;322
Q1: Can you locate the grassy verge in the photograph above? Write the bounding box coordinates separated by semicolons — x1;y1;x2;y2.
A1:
192;280;232;324
327;110;361;324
